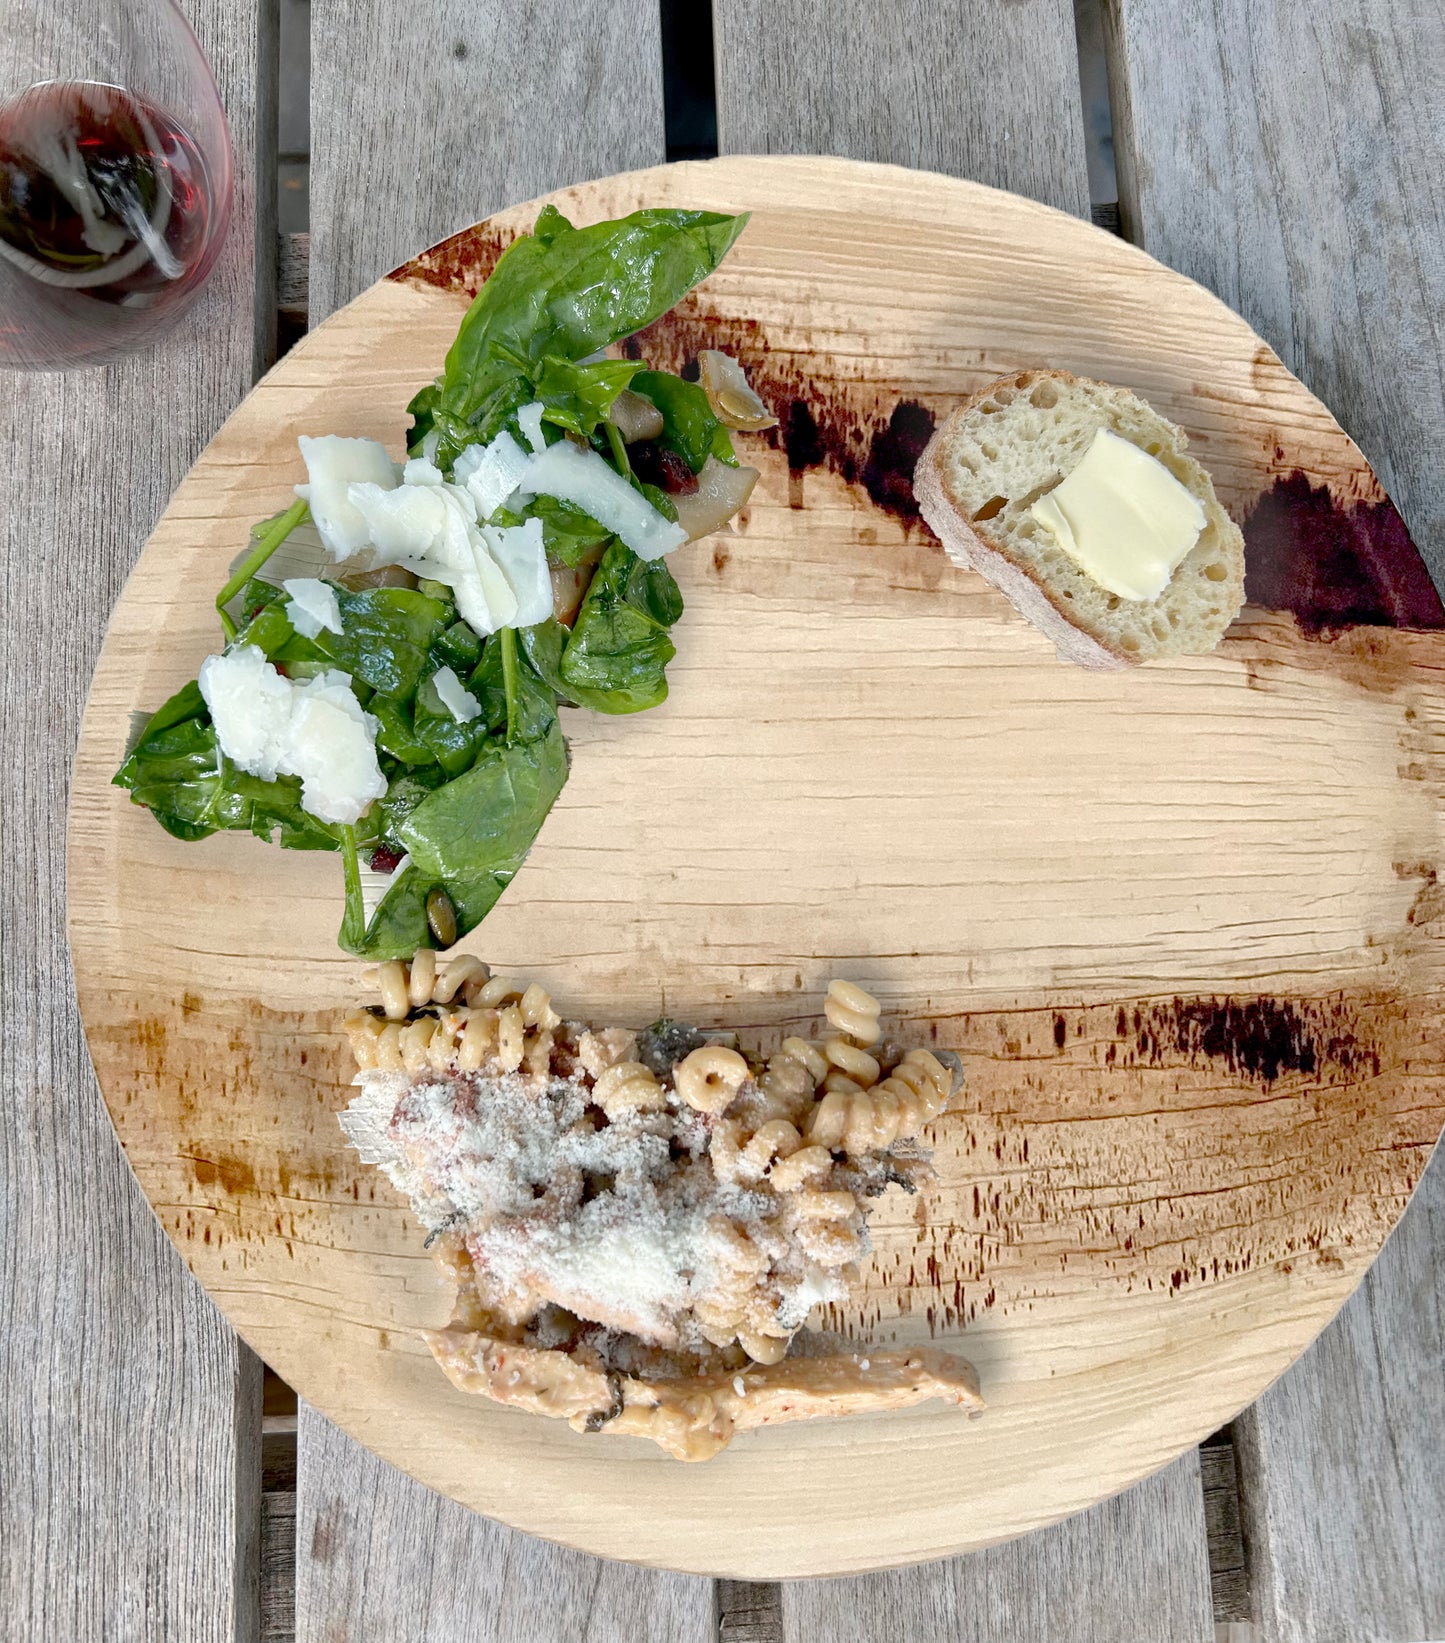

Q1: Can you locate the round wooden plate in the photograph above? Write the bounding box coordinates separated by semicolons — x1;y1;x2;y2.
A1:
69;157;1445;1578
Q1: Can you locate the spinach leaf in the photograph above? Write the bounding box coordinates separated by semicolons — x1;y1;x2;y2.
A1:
468;633;559;740
430;208;747;463
493;495;612;569
275;587;450;698
342;861;518;960
398;721;569;882
412;670;493;775
114;712;339;851
533;355;644;438
549;540;683;714
630;370;737;472
430;619;483;674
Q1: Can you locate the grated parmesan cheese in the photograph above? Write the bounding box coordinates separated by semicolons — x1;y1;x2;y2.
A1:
455;430;532;522
481;516;551;627
516;401;547;455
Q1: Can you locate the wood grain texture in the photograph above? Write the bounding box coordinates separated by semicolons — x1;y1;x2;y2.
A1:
713;0;1091;218
306;0;665;320
1105;4;1445;1636
781;1452;1212;1642
296;10;676;1631
718;14;1196;1619
294;1402;712;1643
67;157;1445;1577
0;0;276;1635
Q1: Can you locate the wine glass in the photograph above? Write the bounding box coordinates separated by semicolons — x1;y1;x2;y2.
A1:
0;0;233;370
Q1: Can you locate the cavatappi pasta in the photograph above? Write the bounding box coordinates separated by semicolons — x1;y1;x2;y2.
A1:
340;957;972;1458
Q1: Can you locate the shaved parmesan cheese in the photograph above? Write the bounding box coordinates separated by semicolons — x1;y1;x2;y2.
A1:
198;645;384;825
455;430;532;523
522;440;687;560
430;665;481;724
282;576;343;638
284;674;387;823
482;517;552;628
517;401;547;455
199;646;294;781
296;435;397;559
403;456;445;487
347;481;448;559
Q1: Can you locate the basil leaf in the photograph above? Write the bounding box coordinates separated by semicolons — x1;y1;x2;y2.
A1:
630;370;738;472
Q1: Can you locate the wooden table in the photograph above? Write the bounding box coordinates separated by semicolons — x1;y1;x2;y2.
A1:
3;2;1441;1638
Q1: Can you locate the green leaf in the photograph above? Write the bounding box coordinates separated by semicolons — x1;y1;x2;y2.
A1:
469;633;558;740
431;208;748;464
115;712;340;851
533;354;645;439
493;495;612;569
535;540;683;715
398;721;569;882
430;619;484;674
630;370;738;472
340;861;517;961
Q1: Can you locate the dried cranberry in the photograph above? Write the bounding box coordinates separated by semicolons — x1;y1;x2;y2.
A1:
630;440;698;495
369;844;404;874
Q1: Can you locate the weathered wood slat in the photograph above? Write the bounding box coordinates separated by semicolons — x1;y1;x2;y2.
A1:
713;0;1091;217
708;0;1201;1626
294;1406;712;1643
1236;1141;1445;1643
0;0;276;1636
306;0;667;321
781;1455;1213;1643
1105;2;1445;1637
295;4;700;1633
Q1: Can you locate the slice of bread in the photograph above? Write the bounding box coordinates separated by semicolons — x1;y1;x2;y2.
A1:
914;369;1246;669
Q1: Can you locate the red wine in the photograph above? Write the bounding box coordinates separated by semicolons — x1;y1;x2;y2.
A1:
0;80;224;369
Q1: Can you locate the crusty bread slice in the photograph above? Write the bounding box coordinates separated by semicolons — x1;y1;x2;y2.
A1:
914;369;1246;669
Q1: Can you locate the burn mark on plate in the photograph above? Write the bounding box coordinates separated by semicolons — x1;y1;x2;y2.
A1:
397;234;1439;635
1243;472;1444;634
393;222;516;299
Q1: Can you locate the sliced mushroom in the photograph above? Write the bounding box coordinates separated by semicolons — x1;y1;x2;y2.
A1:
607;388;665;444
668;456;759;541
698;350;778;432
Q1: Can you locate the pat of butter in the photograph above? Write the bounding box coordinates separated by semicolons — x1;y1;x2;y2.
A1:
1028;427;1206;602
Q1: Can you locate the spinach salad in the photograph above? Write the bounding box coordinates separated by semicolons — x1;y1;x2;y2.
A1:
115;206;772;960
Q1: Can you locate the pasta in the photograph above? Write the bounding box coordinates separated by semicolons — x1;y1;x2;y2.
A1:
342;955;964;1411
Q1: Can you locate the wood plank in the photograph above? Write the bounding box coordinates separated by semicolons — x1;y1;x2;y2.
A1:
781;1454;1213;1642
1104;0;1445;572
297;5;697;1629
1105;2;1445;1637
0;0;276;1634
294;1405;712;1643
306;0;667;320
1235;1137;1445;1643
712;0;1091;217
